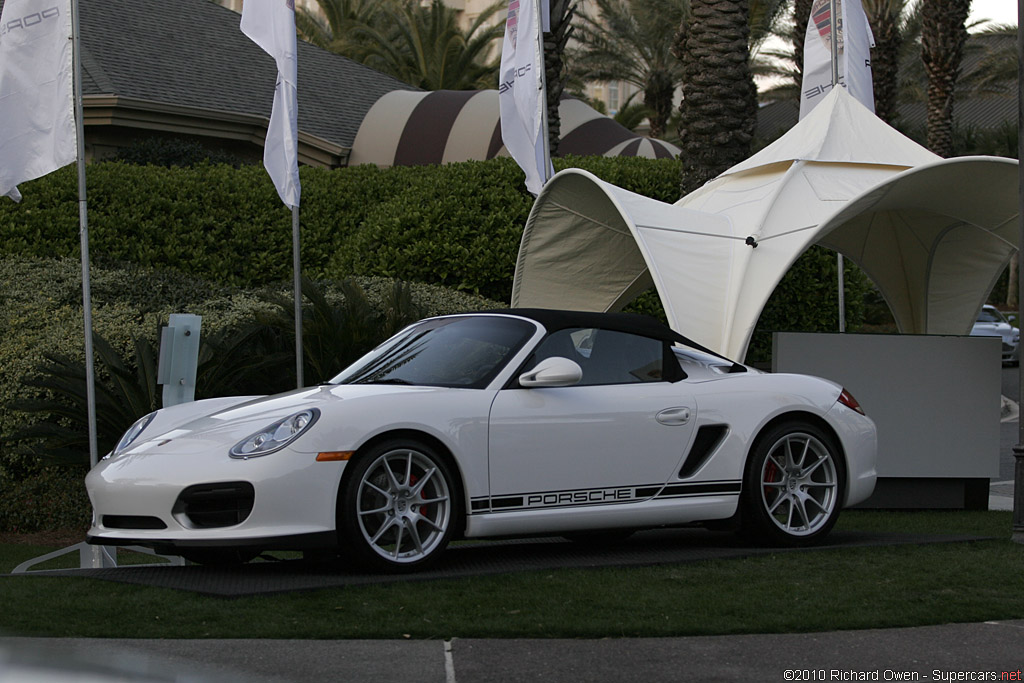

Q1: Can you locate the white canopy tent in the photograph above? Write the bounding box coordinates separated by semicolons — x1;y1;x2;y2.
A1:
512;88;1020;360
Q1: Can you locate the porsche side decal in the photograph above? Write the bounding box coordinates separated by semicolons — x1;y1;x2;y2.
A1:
470;481;741;513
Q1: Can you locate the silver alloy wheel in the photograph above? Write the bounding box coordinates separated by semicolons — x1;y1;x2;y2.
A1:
758;431;838;537
355;448;452;564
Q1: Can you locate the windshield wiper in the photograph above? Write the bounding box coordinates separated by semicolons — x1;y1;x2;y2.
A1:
357;377;414;385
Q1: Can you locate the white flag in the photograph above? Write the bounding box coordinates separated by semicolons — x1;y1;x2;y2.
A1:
241;0;300;208
799;0;875;119
499;0;552;196
0;0;76;202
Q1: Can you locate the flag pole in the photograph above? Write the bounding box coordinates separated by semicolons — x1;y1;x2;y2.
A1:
536;0;551;186
1012;0;1023;544
830;0;846;332
70;0;98;467
292;204;303;388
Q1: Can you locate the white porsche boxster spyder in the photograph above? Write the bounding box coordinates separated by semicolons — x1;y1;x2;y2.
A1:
86;310;877;571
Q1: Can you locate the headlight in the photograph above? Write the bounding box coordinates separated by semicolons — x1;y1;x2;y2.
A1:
230;409;320;458
106;412;156;459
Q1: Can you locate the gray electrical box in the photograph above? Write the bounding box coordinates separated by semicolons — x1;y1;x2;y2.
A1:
773;332;1001;509
157;314;202;407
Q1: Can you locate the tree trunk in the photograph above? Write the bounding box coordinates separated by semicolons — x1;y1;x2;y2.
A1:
675;0;758;195
920;0;969;157
644;69;674;139
544;0;575;157
1008;253;1019;309
866;2;902;125
792;0;814;99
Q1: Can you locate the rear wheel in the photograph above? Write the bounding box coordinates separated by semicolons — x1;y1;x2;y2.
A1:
338;440;458;572
741;421;845;546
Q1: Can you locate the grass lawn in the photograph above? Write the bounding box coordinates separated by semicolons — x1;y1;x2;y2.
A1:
1;510;1022;640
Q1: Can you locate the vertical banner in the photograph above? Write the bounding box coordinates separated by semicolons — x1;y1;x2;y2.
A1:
242;0;303;387
0;0;76;201
499;0;552;196
799;0;875;119
241;0;300;208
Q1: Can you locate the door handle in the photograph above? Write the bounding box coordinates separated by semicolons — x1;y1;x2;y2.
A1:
656;407;691;426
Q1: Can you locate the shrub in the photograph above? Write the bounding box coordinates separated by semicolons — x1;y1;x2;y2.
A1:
109;137;251;168
0;157;683;302
0;256;500;531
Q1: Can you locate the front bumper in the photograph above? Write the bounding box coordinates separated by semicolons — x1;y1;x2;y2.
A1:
86;445;347;552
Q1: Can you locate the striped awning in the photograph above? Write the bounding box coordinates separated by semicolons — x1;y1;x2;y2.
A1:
350;90;679;167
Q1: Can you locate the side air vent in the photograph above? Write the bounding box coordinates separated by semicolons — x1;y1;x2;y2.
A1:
173;482;255;529
679;425;728;478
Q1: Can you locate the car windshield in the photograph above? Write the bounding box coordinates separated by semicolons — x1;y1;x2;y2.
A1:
331;316;537;389
977;308;1006;324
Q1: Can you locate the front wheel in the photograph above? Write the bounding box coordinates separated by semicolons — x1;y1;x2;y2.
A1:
741;422;845;546
338;440;459;572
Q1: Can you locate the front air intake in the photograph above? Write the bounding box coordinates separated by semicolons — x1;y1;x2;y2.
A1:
102;515;167;530
173;482;255;529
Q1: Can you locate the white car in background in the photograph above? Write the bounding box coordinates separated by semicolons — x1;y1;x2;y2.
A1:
86;310;877;572
971;304;1019;365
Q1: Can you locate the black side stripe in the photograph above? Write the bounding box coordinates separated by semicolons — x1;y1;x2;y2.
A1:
470;480;741;514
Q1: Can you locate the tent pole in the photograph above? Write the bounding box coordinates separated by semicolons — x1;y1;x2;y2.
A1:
829;0;846;332
1012;0;1023;543
71;0;97;468
293;204;303;389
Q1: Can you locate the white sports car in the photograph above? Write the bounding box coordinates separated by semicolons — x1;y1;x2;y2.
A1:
86;310;877;571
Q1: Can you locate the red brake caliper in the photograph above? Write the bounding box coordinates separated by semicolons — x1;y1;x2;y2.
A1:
763;461;779;503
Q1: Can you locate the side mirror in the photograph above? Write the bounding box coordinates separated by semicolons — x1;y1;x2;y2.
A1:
519;357;583;388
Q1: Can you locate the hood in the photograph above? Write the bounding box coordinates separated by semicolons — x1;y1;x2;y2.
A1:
115;384;447;458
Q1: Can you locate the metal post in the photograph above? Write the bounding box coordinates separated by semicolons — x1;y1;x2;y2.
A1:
293;205;304;389
70;0;97;468
1012;0;1024;543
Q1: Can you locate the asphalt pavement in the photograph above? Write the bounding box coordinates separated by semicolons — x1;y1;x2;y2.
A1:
3;622;1023;682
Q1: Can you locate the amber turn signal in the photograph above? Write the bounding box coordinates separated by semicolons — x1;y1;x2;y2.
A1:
316;451;354;462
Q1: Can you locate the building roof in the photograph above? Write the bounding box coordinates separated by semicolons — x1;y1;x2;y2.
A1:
0;0;418;165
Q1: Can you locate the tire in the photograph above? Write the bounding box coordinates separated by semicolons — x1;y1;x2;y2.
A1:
338;439;459;572
741;421;845;547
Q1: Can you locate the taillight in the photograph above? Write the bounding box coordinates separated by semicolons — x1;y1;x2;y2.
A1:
838;388;865;415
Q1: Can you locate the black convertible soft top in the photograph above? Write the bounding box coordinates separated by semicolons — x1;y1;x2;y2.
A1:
482;308;742;368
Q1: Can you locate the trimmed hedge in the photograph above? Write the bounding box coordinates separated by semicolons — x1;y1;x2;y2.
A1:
0;157;682;303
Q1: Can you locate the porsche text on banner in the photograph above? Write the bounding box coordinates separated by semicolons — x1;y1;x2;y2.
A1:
241;0;300;208
798;0;874;119
499;0;552;196
0;0;75;202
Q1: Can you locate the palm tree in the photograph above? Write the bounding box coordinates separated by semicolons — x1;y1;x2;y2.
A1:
861;0;914;124
573;0;689;139
919;0;970;156
960;24;1018;96
354;0;506;90
675;0;759;194
295;0;388;56
790;0;814;90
